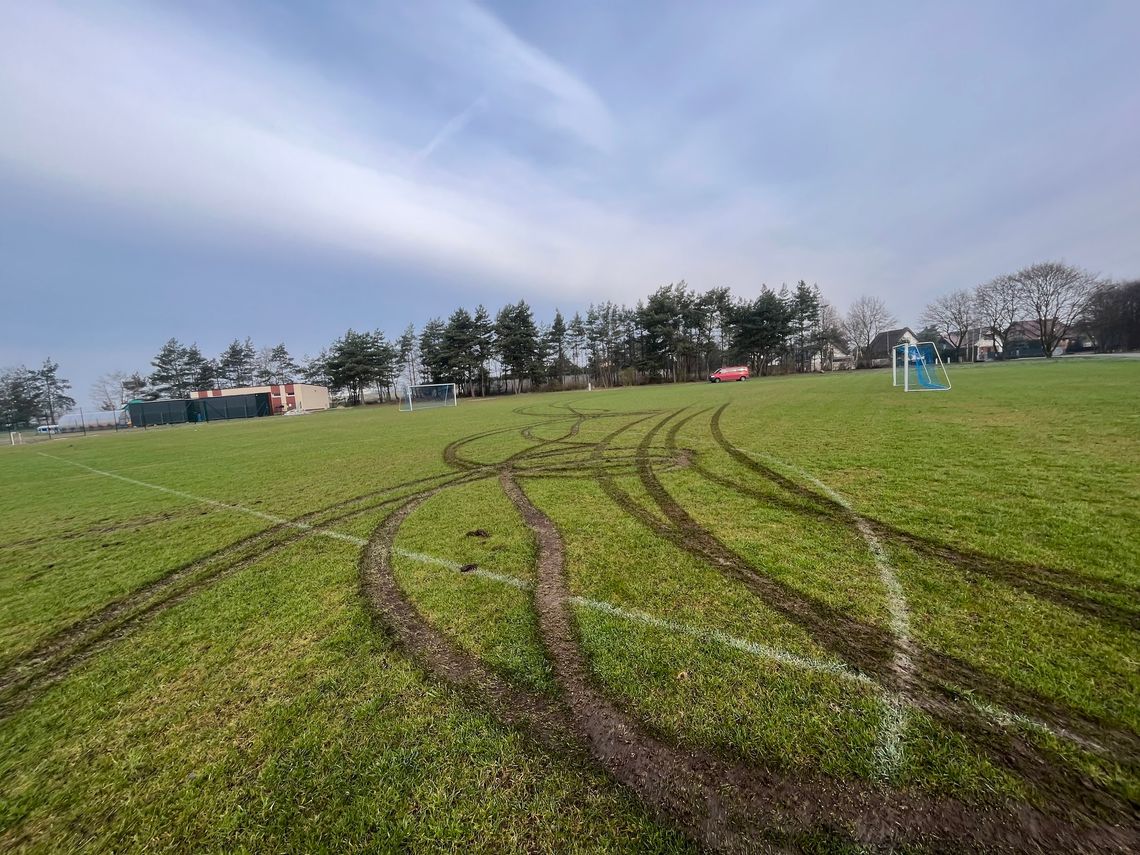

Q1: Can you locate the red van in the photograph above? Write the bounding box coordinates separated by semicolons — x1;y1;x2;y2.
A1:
709;365;749;382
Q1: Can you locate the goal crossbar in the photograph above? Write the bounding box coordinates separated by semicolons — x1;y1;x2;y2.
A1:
892;341;951;392
399;383;458;412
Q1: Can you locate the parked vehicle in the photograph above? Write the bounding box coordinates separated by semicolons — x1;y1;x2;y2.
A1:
36;424;61;434
709;366;750;383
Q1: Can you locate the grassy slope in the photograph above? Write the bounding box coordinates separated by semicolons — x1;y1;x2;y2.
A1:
0;359;1137;850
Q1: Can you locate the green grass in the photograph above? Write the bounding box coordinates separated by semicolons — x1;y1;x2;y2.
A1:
1;358;1137;851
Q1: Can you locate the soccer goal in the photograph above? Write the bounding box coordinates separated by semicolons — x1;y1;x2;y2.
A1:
892;341;951;391
9;432;23;446
399;383;458;412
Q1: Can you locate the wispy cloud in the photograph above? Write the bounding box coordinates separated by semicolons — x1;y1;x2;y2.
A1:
413;95;489;164
1;0;1137;328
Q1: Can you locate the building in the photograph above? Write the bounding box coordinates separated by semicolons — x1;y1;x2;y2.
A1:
190;383;330;414
865;327;917;368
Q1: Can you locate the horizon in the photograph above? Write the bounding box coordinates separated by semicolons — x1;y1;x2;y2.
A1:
3;1;1139;406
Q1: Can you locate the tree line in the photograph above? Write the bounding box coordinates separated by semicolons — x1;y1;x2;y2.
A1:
0;360;75;430
3;261;1136;425
918;262;1138;360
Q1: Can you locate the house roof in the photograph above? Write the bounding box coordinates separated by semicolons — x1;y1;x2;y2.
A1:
868;327;916;355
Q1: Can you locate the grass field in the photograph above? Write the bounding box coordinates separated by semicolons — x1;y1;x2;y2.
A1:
1;359;1138;852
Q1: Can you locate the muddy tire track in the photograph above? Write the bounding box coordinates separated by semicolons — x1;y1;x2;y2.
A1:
0;471;480;719
499;472;1136;852
358;488;584;760
689;406;1140;808
701;405;1140;758
706;404;1138;630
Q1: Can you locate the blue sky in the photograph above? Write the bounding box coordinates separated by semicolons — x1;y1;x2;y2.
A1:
2;0;1138;404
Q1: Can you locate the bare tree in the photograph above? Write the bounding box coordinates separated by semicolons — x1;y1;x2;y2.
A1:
919;289;975;358
1008;261;1100;357
844;296;896;367
90;371;129;411
816;301;848;369
973;275;1023;358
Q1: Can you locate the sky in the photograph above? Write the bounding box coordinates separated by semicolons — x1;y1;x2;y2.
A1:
2;0;1138;405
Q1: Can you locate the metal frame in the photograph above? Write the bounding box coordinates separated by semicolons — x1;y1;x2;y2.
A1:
892;341;951;392
400;383;459;412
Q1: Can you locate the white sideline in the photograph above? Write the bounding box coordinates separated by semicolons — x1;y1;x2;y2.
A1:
741;448;913;778
38;453;868;682
42;453;1081;762
39;453;368;545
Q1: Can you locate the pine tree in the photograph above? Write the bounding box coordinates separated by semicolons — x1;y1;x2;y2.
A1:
442;307;478;394
472;306;494;396
36;358;75;423
218;338;256;388
300;350;332;388
184;344;216;391
495;301;540;393
546;309;568;387
150;338;192;398
568;312;587;387
0;366;44;428
418;318;446;383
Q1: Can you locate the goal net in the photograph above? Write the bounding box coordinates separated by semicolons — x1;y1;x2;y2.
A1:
892;341;951;392
399;383;458;412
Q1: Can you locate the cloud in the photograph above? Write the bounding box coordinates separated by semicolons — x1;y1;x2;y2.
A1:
388;0;616;151
1;0;1137;331
413;95;489;164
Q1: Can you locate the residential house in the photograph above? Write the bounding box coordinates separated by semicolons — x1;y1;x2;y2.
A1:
864;327;917;368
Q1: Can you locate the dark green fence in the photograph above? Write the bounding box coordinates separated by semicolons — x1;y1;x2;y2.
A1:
128;393;271;427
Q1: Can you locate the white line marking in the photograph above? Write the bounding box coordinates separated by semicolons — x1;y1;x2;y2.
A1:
45;452;1086;755
962;693;1106;754
570;597;874;686
43;454;866;685
38;453;368;546
742;449;913;778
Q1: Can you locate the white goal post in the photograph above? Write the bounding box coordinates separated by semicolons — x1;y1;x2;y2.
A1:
892;341;951;392
399;383;458;412
9;432;23;446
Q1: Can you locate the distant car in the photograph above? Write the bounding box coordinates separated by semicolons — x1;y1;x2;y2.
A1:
36;424;61;434
709;365;749;383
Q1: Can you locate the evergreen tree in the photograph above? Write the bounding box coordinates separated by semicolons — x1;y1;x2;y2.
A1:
268;343;299;384
729;288;793;376
300;350;332;388
325;330;396;404
150;338;192;398
495;300;540;393
546;309;568;386
0;366;43;429
442;307;479;394
123;371;152;400
472;305;494;396
35;358;75;423
184;344;216;391
568;312;587;386
418;318;446;383
218;337;256;387
789;281;822;372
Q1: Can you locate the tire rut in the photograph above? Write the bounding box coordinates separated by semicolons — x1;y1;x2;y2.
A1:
499;471;1135;853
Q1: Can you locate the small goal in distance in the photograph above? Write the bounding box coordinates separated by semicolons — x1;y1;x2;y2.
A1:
892;341;951;392
399;383;458;412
